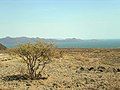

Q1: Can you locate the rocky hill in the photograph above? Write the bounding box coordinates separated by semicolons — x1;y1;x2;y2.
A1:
0;43;6;50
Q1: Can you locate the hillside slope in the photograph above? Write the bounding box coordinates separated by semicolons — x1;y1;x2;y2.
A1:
0;43;6;50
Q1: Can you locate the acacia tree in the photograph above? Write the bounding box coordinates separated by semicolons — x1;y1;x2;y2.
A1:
9;40;55;80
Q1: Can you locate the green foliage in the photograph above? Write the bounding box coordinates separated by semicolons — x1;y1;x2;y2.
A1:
9;40;56;80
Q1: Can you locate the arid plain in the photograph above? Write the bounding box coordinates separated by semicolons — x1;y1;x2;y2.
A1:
0;48;120;90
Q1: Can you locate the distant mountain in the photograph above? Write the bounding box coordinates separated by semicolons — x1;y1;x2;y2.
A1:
64;38;82;41
0;37;41;48
0;37;83;48
0;37;120;48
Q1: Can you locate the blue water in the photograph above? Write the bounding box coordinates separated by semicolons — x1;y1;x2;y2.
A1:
54;40;120;48
2;39;120;48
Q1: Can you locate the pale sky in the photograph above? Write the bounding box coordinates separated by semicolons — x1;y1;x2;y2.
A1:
0;0;120;39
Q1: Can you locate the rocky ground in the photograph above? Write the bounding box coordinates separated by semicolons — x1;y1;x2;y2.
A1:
0;48;120;90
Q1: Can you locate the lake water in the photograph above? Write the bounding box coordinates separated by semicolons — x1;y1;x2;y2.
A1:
55;40;120;48
3;39;120;48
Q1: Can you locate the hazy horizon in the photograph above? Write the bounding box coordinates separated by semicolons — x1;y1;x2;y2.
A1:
0;0;120;39
0;36;120;40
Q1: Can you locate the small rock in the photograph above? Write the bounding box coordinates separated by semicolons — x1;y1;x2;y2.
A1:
88;67;95;71
117;68;120;72
26;83;31;86
97;66;106;72
76;67;85;73
80;67;84;71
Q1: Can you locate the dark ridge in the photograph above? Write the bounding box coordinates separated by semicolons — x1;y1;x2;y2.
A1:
0;43;7;50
